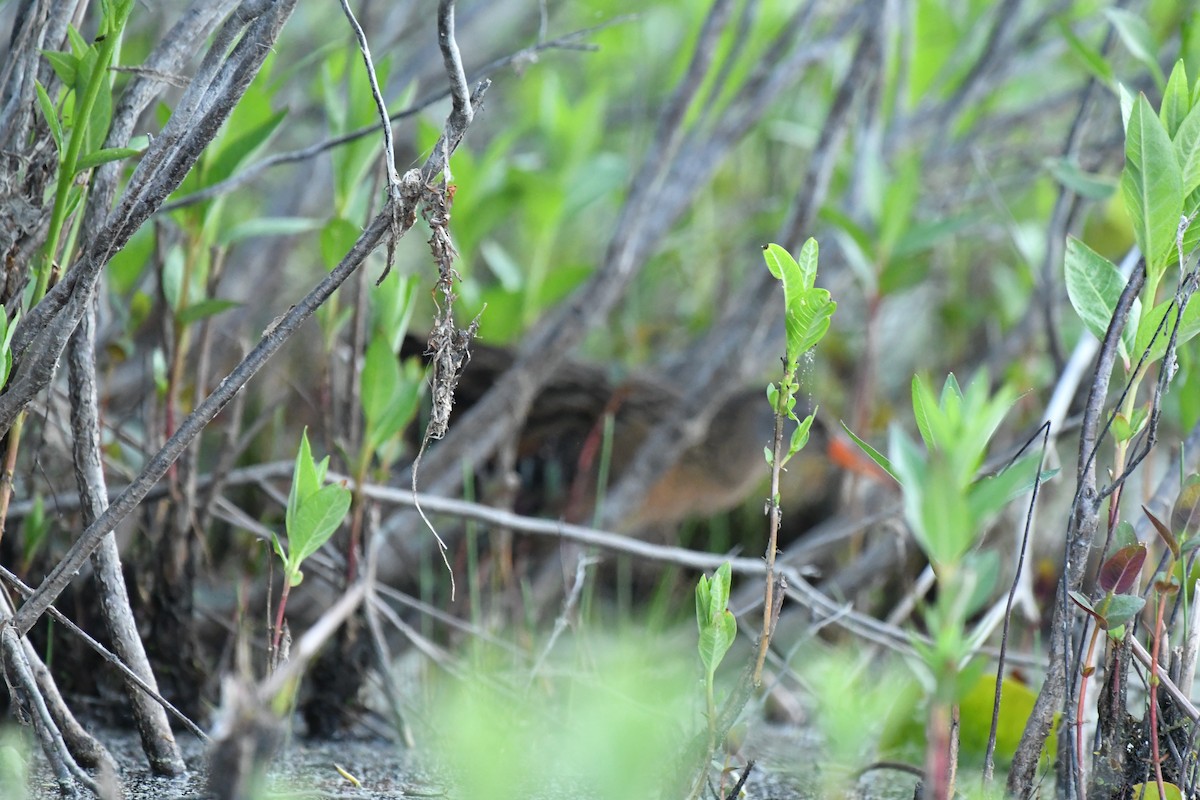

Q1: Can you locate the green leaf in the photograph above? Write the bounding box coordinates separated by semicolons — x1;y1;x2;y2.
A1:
40;50;78;88
362;337;400;448
74;145;141;173
161;246;183;312
912;374;938;450
698;610;736;678
1118;83;1135;131
1162;60;1191;137
919;457;973;567
1105;9;1166;88
372;273;418;353
878;255;932;296
707;562;731;623
271;531;287;562
34;81;62;154
175;298;240;326
1057;19;1114;85
1122;93;1184;276
764;240;835;361
695;573;712;628
1134;296;1200;365
785;411;816;462
1173;104;1200;197
84;69;113;154
320;216;362;271
65;25;87;59
1045;158;1117;201
840;421;901;484
289;483;352;564
71;44;97;108
1131;781;1184;800
204;107;287;186
1100;593;1145;630
790;287;837;355
1064;237;1137;356
369;358;424;456
217;216;320;247
795;238;818;290
286;429;321;537
1068;590;1096;616
966;454;1041;529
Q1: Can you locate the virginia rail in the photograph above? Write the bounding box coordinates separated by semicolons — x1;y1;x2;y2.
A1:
403;335;846;535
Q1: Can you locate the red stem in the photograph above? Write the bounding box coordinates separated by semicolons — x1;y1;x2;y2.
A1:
271;582;291;669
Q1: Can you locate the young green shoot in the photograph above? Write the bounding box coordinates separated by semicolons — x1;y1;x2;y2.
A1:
270;429;352;670
756;240;834;684
691;561;736;800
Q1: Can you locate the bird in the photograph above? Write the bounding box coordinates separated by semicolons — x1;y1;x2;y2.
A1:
400;334;871;539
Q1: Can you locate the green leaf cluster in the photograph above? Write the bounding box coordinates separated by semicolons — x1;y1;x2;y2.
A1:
1065;59;1200;429
761;240;835;469
694;562;736;686
889;374;1032;569
33;0;138;303
273;429;351;588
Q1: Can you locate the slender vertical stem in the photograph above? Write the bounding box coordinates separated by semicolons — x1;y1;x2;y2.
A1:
754;363;791;686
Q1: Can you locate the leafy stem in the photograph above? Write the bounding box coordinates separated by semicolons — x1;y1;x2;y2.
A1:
38;0;134;302
755;239;832;685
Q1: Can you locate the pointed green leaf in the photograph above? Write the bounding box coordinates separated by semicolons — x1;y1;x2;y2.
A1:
840;422;900;484
698;609;736;677
785;411;816;463
695;573;712;629
1064;237;1137;356
290;483;352;564
287;429;321;536
1174;104;1200;197
1105;9;1166;88
205;108;287;186
1069;590;1097;617
40;50;77;88
1046;158;1118;201
1134;296;1200;365
74;145;141;173
1122;93;1184;276
912;374;937;450
795;237;818;291
176;298;240;326
217;216;320;247
1119;83;1135;131
34;81;62;154
362;337;400;449
1058;19;1115;85
1162;60;1191;137
1100;594;1145;629
966;454;1041;529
